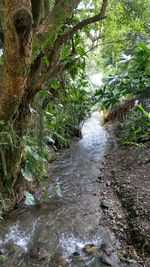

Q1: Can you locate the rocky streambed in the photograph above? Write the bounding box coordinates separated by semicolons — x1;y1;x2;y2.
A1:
0;113;149;266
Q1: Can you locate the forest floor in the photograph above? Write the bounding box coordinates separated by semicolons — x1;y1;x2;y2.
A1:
98;123;150;267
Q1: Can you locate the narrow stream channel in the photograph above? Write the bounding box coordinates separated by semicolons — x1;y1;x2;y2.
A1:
0;113;123;266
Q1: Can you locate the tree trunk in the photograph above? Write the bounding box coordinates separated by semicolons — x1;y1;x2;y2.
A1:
0;0;32;191
0;0;32;123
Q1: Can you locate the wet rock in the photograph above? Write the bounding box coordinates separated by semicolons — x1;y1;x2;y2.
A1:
83;243;97;255
29;245;51;261
72;251;85;261
101;199;111;209
101;253;119;267
72;252;80;257
100;242;114;256
50;253;70;267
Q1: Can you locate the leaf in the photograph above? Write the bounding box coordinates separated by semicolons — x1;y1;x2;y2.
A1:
24;191;35;206
43;187;49;200
50;81;60;90
137;104;150;119
0;121;4;125
21;168;34;182
55;184;62;198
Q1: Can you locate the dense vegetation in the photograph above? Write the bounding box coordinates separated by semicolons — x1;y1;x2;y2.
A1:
95;42;150;144
0;0;150;213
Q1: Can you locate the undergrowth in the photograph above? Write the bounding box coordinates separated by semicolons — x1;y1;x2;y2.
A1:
118;104;150;145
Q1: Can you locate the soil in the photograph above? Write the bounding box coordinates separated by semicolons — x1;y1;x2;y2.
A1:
98;123;150;266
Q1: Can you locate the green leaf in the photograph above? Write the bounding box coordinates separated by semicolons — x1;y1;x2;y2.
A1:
137;104;150;119
50;81;60;90
24;191;35;206
21;168;34;182
43;187;49;200
55;184;62;198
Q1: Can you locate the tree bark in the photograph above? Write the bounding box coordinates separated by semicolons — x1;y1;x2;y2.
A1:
0;0;32;191
0;0;32;123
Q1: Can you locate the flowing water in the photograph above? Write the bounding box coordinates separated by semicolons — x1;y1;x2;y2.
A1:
0;113;123;266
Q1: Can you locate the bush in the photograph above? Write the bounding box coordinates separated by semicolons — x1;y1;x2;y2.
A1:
118;104;150;145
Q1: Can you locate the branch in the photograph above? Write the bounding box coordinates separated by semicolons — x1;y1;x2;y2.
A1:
63;0;107;38
47;0;108;73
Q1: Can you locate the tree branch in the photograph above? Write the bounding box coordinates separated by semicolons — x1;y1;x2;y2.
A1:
47;0;108;74
63;0;107;38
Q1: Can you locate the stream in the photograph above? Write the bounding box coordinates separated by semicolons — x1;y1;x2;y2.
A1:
0;113;124;266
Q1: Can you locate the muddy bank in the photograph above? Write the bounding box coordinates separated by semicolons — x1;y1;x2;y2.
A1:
98;128;150;266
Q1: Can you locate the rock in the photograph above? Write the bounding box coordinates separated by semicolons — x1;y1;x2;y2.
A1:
100;242;114;256
50;253;70;266
106;181;111;186
72;252;80;257
116;214;122;220
83;243;97;255
107;210;114;219
30;247;51;261
101;199;111;209
101;253;119;267
72;251;85;261
112;225;118;231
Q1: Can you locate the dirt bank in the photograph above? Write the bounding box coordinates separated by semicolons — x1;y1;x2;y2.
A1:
98;127;150;266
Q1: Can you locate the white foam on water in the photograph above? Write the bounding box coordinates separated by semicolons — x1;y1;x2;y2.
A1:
0;220;38;251
58;231;103;256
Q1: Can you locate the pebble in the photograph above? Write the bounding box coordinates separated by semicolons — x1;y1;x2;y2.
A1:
107;210;114;219
101;199;111;209
116;214;122;220
106;181;111;186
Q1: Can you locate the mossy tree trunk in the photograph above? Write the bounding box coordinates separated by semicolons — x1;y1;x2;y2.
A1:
0;0;32;122
0;0;32;190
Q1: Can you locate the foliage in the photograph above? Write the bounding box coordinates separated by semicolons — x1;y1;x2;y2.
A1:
118;104;150;145
95;43;150;110
20;73;91;183
94;42;150;146
99;0;149;70
45;78;91;148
